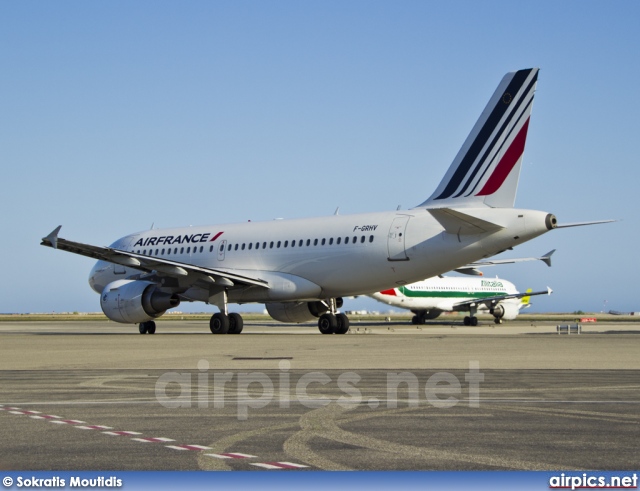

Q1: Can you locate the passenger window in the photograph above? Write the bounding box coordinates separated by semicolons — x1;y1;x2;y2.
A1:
180;247;184;254
321;238;326;246
161;249;165;255
270;241;274;249
219;244;224;252
242;244;246;250
248;243;252;250
284;240;288;247
227;244;232;251
256;242;259;249
329;238;333;245
314;239;318;246
263;242;267;249
277;241;281;248
143;250;147;255
337;237;341;245
291;240;295;248
235;244;239;251
210;245;213;252
369;235;374;243
345;237;349;244
360;236;365;243
306;239;310;246
174;248;178;254
167;249;171;255
200;246;203;253
353;236;357;243
186;247;190;253
299;240;303;247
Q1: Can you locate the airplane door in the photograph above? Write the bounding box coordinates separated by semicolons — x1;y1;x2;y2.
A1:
217;240;227;261
387;216;410;261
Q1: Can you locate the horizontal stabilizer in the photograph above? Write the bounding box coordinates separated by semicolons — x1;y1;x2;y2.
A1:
428;208;504;235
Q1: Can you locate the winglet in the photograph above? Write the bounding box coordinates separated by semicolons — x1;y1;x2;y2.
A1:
547;286;553;295
541;249;555;267
41;226;62;249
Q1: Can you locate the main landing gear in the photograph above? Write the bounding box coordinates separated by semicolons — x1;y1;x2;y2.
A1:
317;298;350;334
209;312;244;334
463;304;478;326
138;321;156;334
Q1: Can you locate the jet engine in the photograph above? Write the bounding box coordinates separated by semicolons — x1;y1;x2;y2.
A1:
490;303;519;321
100;279;180;324
265;301;331;323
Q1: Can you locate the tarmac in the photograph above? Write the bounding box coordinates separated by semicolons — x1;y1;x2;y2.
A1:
0;319;638;470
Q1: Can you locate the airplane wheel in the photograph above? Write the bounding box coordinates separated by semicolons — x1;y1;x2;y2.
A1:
335;313;350;334
411;315;419;325
318;313;337;334
494;317;503;324
210;313;230;334
147;321;156;334
138;323;147;334
228;313;244;334
470;317;478;326
463;316;471;326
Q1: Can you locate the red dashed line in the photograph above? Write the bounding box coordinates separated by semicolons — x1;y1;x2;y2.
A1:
205;452;257;459
131;437;175;443
166;444;212;451
251;462;309;470
2;404;311;469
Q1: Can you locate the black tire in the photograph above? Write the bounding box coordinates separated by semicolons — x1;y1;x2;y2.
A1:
494;317;503;324
228;313;244;334
411;315;419;325
147;321;156;334
138;323;147;334
210;313;230;334
318;313;337;334
463;316;471;326
470;317;478;326
335;313;350;334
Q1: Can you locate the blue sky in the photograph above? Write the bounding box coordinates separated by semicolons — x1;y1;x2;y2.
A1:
1;1;638;314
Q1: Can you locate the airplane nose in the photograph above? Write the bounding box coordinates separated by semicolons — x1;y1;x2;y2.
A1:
88;261;109;294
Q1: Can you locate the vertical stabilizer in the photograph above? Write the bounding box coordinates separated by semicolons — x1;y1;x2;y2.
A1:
416;68;539;209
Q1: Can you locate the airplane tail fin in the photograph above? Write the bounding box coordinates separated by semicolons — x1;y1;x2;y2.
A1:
415;68;539;209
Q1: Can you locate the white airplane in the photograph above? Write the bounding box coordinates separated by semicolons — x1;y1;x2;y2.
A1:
41;68;611;335
369;276;552;326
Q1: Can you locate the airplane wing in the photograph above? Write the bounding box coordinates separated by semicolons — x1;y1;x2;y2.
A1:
454;250;555;276
453;287;552;311
40;226;269;289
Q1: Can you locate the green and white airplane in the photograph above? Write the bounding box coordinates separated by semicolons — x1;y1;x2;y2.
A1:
370;275;552;326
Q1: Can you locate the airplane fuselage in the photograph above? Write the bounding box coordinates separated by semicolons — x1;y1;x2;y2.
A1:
89;207;554;305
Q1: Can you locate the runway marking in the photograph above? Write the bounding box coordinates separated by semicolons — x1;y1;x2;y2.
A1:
131;437;175;443
30;415;62;420
205;453;257;459
74;425;113;430
166;444;212;451
102;431;142;436
49;419;86;425
251;462;308;470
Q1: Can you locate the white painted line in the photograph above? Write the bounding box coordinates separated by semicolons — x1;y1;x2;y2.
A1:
251;462;308;469
166;444;212;451
74;425;113;430
50;419;86;425
205;452;257;459
131;437;175;443
102;431;142;436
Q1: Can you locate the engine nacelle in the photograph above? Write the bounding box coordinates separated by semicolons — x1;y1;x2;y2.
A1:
490;303;519;321
265;301;330;323
100;280;180;324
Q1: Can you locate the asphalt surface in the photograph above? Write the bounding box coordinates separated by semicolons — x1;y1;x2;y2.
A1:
1;319;639;471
